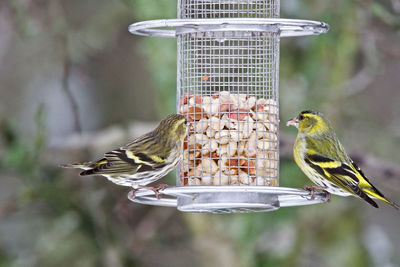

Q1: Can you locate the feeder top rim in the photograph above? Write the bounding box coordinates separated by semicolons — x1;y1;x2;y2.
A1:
128;18;329;38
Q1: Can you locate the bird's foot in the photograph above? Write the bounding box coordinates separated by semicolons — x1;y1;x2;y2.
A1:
128;188;138;200
303;185;328;191
138;184;168;200
154;183;168;191
303;185;328;200
323;190;331;203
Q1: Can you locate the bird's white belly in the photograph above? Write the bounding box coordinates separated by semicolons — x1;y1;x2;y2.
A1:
295;141;351;197
303;166;352;196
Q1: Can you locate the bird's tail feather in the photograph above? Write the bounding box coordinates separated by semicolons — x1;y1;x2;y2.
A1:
358;190;379;208
349;184;378;208
80;169;96;176
60;158;108;170
59;163;89;169
388;201;400;210
60;162;99;176
364;189;399;210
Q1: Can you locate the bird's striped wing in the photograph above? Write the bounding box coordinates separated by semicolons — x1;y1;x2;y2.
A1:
123;133;170;165
348;160;399;209
80;148;165;176
304;154;379;208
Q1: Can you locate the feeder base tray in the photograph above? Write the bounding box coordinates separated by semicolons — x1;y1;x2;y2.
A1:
128;186;329;213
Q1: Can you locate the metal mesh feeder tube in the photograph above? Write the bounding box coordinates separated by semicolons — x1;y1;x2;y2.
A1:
128;0;329;213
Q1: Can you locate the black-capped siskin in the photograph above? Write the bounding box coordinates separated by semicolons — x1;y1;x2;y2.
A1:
287;110;399;209
61;114;187;198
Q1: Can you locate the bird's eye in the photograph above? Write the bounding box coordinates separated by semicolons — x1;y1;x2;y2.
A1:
299;115;304;120
184;119;188;125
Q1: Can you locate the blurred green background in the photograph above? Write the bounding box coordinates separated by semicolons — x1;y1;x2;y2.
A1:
0;0;400;266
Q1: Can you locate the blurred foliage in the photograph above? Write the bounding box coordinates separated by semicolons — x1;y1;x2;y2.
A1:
0;0;400;267
131;0;178;115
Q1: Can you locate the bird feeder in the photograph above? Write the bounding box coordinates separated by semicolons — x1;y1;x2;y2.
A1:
128;0;329;213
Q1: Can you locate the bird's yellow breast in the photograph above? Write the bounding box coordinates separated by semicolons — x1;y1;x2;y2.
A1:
293;137;322;184
293;138;306;169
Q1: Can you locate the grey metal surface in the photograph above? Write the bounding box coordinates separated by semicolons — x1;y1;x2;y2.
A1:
127;186;329;213
128;18;329;38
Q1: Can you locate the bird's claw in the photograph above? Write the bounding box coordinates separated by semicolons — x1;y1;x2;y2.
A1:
154;183;168;191
128;188;138;200
137;184;168;200
325;191;331;203
303;185;328;201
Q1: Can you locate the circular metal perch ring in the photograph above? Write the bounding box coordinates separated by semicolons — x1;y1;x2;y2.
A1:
128;18;329;38
128;186;329;213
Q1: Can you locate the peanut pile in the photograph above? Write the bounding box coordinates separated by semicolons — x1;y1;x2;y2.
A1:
179;91;279;186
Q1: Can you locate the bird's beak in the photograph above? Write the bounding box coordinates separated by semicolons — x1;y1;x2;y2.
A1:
286;117;299;128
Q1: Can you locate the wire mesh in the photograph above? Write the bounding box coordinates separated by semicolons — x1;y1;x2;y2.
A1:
178;0;279;19
127;0;329;212
177;0;280;188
